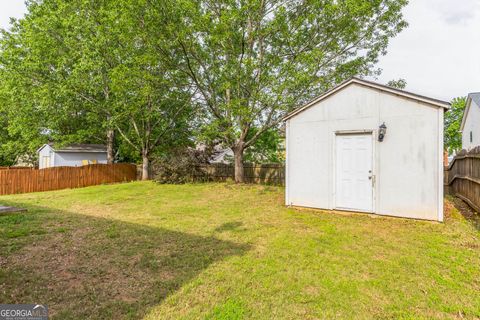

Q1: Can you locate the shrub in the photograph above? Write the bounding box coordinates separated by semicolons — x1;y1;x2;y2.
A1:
152;148;212;184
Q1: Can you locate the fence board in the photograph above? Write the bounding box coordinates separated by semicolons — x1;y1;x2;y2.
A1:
445;147;480;212
191;163;285;185
0;164;137;196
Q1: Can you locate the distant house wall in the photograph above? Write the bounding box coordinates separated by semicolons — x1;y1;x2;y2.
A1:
54;152;107;167
462;99;480;150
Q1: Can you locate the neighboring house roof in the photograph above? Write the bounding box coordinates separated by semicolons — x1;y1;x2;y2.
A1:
283;77;451;121
470;92;480;107
37;143;107;153
196;142;234;164
210;147;234;164
460;92;480;132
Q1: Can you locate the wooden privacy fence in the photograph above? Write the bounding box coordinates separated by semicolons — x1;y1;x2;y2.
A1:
192;163;285;185
0;163;137;195
444;147;480;212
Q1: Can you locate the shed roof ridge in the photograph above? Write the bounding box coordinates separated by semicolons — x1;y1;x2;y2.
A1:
283;77;450;121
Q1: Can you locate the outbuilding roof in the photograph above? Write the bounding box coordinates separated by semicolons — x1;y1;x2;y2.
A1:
283;77;451;121
37;143;107;153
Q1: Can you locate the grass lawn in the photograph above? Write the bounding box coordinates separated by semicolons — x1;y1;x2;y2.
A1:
0;182;479;319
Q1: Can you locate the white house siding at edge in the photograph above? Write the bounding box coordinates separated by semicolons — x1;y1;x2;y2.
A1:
461;97;480;150
285;83;444;221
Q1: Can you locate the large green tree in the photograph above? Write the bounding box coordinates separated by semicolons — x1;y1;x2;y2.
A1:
444;96;467;154
111;0;195;180
171;0;409;182
0;0;114;162
0;0;193;177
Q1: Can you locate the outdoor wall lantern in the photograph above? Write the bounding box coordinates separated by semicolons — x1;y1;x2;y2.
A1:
378;122;387;142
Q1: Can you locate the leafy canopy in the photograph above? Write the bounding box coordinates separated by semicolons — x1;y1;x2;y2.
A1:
444;96;466;154
173;0;409;154
0;0;194;168
386;78;407;89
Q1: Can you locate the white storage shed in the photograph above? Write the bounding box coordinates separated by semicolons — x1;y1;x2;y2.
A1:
284;78;450;221
37;144;108;169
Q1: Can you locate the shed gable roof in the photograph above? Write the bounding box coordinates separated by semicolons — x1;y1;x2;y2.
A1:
37;143;107;153
283;77;450;121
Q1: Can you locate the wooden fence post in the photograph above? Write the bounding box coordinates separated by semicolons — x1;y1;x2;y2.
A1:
191;163;285;185
444;147;480;212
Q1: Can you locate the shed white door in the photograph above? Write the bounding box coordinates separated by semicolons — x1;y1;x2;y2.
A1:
42;156;51;169
335;133;373;212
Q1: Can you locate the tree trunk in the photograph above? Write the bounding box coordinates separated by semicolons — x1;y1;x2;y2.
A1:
233;145;245;183
106;129;115;164
142;152;150;181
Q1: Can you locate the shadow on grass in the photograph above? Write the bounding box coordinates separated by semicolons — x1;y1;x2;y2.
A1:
214;221;243;233
0;202;250;319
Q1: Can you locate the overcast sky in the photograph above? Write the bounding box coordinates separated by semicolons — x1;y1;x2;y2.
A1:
0;1;479;101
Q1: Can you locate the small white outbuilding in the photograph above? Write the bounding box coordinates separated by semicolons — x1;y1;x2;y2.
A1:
284;78;450;221
37;144;108;169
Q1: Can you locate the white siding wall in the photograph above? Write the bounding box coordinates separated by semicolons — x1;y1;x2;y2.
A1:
462;100;480;150
53;152;107;167
286;83;443;221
